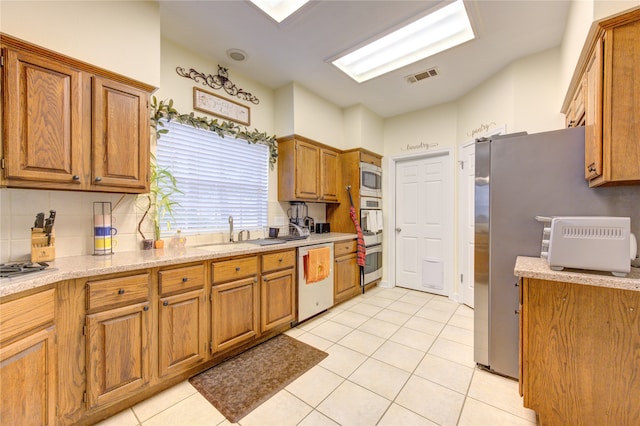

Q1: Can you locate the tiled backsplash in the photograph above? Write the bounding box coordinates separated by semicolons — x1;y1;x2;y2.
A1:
0;189;327;263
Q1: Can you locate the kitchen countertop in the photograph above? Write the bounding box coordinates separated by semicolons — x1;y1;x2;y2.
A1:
0;232;357;298
515;256;640;292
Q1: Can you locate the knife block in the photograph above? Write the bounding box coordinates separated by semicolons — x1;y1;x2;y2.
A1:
31;228;55;262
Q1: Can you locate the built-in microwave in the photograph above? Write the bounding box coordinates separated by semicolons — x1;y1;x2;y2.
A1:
360;162;382;198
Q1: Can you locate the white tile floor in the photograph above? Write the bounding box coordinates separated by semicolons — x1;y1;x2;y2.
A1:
96;286;537;426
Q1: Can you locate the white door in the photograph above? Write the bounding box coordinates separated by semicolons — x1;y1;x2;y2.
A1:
458;142;475;307
395;152;452;296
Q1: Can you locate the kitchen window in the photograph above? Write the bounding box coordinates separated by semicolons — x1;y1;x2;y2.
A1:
156;120;269;236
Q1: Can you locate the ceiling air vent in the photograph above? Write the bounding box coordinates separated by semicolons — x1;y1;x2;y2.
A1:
406;67;439;83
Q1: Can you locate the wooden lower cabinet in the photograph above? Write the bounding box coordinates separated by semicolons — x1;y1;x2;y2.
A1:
158;289;207;378
334;239;360;304
519;277;640;425
261;269;295;331
0;287;56;426
85;301;152;409
211;276;260;353
0;327;57;425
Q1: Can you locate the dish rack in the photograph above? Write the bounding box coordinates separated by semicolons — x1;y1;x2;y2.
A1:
534;216;552;258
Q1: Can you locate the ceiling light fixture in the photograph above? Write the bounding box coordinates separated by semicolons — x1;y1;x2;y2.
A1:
249;0;310;23
332;0;475;83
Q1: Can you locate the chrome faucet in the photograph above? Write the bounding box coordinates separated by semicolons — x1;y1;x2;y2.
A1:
228;216;234;242
238;229;250;241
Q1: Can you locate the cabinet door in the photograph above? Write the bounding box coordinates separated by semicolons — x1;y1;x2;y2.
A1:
320;149;339;201
92;77;149;192
158;289;207;378
0;327;56;426
334;253;360;304
211;277;259;353
585;39;603;180
261;268;295;332
2;48;84;187
294;140;320;199
86;302;151;409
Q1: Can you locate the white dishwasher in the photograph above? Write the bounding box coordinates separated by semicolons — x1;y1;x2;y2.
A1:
298;242;334;322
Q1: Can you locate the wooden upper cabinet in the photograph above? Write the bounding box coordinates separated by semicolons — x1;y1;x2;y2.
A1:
92;77;149;191
2;47;84;187
584;40;603;180
294;140;320;199
1;34;155;193
563;9;640;187
277;135;340;202
320;148;339;201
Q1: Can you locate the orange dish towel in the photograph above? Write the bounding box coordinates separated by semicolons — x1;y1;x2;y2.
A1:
306;247;331;284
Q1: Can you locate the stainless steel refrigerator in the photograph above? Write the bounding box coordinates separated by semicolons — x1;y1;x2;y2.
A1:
474;126;640;379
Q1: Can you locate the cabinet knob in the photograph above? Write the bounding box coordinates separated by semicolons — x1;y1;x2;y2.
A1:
235;267;240;272
182;277;188;283
72;175;80;181
143;305;149;311
118;289;125;295
95;176;102;182
278;258;283;263
163;300;169;306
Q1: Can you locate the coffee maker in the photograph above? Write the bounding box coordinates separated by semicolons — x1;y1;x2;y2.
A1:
287;202;307;227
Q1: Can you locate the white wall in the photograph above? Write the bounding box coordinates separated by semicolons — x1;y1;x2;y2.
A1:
0;0;161;87
291;83;346;149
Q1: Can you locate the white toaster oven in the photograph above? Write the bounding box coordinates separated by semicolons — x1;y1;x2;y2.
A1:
547;216;637;277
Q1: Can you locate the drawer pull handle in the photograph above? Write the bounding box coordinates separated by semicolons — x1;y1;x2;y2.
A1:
72;175;80;181
182;277;188;283
118;289;125;295
279;258;283;262
143;306;149;311
163;300;169;306
235;267;240;272
95;176;102;182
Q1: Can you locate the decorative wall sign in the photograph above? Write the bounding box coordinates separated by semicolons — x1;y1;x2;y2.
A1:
466;121;497;139
193;87;250;126
400;142;440;152
177;65;260;104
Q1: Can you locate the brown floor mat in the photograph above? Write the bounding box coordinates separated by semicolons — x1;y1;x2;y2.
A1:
189;334;328;423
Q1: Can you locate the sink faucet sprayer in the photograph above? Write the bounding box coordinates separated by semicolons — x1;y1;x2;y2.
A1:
228;216;234;242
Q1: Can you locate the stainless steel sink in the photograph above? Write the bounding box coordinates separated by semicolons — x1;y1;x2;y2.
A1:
246;239;286;246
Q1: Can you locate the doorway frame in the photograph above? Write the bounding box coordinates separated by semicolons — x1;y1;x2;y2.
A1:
456;139;476;305
386;147;455;298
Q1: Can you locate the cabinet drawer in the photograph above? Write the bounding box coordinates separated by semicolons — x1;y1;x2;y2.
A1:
159;264;205;295
262;250;296;273
87;273;150;311
335;240;357;257
0;288;55;344
212;256;258;284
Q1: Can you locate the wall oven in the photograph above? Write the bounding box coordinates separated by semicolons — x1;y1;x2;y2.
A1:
360;162;382;198
360;196;383;284
364;243;382;284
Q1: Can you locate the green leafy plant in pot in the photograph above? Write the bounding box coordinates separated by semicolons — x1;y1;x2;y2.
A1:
137;153;182;249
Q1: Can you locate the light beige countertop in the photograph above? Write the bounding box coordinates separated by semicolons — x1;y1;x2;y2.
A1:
0;232;357;298
515;256;640;292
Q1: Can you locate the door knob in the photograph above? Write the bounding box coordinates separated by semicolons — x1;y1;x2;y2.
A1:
395;227;402;233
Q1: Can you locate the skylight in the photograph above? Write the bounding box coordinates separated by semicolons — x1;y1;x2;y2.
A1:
332;0;475;83
250;0;310;23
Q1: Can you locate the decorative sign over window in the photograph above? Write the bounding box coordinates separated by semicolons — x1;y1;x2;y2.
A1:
193;87;250;126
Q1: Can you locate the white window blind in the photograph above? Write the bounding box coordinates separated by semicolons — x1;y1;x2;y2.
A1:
156;120;269;236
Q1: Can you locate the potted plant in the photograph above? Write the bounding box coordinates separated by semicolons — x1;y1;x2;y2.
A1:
138;154;182;249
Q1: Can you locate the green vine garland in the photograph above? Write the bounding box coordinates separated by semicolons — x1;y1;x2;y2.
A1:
150;97;278;168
